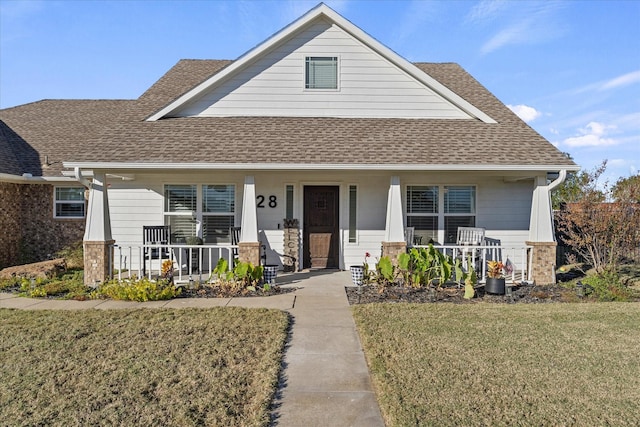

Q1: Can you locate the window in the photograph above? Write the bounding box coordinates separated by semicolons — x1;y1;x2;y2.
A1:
444;186;476;243
348;185;357;243
164;185;197;242
202;185;235;244
406;186;438;243
406;185;477;244
164;184;235;244
305;56;338;89
285;185;294;220
54;187;85;218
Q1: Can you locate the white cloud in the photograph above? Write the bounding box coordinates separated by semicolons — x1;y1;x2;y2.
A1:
600;70;640;91
478;1;565;54
562;122;617;147
507;104;542;122
465;0;508;23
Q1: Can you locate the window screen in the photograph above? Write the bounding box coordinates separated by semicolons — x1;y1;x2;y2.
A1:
54;187;85;218
305;56;338;89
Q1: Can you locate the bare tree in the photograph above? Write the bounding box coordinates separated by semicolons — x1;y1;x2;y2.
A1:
555;162;640;273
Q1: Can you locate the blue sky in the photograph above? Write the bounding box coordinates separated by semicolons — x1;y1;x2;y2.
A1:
1;0;638;184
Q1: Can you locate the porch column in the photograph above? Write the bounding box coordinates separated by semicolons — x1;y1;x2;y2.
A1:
527;171;567;285
239;176;260;266
382;176;406;260
82;171;114;286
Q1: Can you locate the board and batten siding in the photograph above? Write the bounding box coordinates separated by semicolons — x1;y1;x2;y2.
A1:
175;18;471;119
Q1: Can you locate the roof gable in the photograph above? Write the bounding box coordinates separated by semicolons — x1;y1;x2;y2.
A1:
147;3;495;123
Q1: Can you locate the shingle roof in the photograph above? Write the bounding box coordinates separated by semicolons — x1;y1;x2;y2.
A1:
0;59;577;177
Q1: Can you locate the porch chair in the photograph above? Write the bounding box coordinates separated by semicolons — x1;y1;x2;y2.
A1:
456;227;485;276
142;225;171;276
230;226;241;260
404;227;415;248
456;227;486;246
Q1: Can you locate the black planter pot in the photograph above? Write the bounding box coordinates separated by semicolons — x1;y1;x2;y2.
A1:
486;277;506;295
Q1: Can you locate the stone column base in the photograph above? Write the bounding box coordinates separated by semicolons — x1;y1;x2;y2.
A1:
525;241;557;285
239;242;261;266
381;241;407;263
83;240;115;286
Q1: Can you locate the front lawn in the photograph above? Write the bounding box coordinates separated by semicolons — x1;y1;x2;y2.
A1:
353;303;640;426
0;308;288;427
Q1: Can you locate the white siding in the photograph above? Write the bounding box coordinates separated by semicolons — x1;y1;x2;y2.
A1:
175;19;471;119
106;171;535;271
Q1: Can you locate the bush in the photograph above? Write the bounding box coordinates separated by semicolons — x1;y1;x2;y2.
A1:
581;271;637;302
55;241;84;269
94;277;181;301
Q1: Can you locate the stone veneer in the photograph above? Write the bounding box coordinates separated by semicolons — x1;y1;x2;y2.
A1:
238;241;261;267
83;240;114;286
526;241;557;285
381;241;407;264
0;182;85;269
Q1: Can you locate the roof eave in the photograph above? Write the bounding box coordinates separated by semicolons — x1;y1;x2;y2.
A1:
63;162;580;172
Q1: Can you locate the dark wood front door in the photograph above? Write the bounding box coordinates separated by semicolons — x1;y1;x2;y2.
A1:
303;186;339;269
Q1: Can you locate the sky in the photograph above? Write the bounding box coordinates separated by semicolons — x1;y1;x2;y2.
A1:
1;0;639;185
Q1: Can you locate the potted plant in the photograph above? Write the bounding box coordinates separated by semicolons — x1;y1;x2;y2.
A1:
350;252;370;286
486;260;506;295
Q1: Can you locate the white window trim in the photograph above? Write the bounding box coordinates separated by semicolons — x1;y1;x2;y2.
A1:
303;55;340;91
163;183;237;240
405;184;477;244
53;186;86;219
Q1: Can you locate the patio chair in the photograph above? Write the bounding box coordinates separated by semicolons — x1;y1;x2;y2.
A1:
230;226;241;260
142;225;171;276
404;227;415;247
456;227;485;275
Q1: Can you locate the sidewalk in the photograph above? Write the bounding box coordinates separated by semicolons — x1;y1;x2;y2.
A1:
0;270;385;427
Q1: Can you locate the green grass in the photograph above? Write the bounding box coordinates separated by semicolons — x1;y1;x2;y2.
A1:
353;303;640;426
0;308;289;427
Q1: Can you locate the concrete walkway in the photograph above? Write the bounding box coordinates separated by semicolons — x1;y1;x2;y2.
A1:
0;271;385;427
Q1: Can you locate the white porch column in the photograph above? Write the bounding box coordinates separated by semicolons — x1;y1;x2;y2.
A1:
384;176;405;242
83;171;112;242
527;170;567;285
528;170;566;242
239;176;260;265
382;176;407;261
240;176;258;242
81;171;114;286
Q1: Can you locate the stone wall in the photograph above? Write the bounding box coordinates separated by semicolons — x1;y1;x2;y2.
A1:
381;241;406;264
526;241;557;285
0;182;85;269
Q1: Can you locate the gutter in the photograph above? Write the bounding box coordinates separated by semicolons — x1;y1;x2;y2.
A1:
74;167;92;188
63;162;582;172
0;173;77;184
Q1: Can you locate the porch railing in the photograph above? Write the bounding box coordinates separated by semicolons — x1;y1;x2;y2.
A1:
413;244;532;284
111;243;237;283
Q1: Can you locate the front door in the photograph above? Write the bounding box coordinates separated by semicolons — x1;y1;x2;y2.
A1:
303;186;339;269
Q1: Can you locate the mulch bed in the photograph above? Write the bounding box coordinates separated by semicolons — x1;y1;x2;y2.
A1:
346;282;574;305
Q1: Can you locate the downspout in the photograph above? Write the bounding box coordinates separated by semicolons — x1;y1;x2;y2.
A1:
548;169;567;192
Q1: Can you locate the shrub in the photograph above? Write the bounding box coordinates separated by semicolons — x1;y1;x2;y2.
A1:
94;277;181;301
55;241;84;269
581;271;637;302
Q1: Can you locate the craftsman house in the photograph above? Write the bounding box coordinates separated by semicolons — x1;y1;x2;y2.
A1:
0;4;578;285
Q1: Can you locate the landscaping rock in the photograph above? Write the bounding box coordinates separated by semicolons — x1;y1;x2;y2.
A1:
0;258;67;280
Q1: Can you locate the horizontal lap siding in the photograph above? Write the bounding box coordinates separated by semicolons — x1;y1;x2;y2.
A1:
179;19;469;119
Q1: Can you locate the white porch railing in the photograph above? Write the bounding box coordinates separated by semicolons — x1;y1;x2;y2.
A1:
111;244;237;283
413;244;532;284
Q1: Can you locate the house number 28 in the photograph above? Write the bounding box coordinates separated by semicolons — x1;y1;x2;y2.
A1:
257;195;277;208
